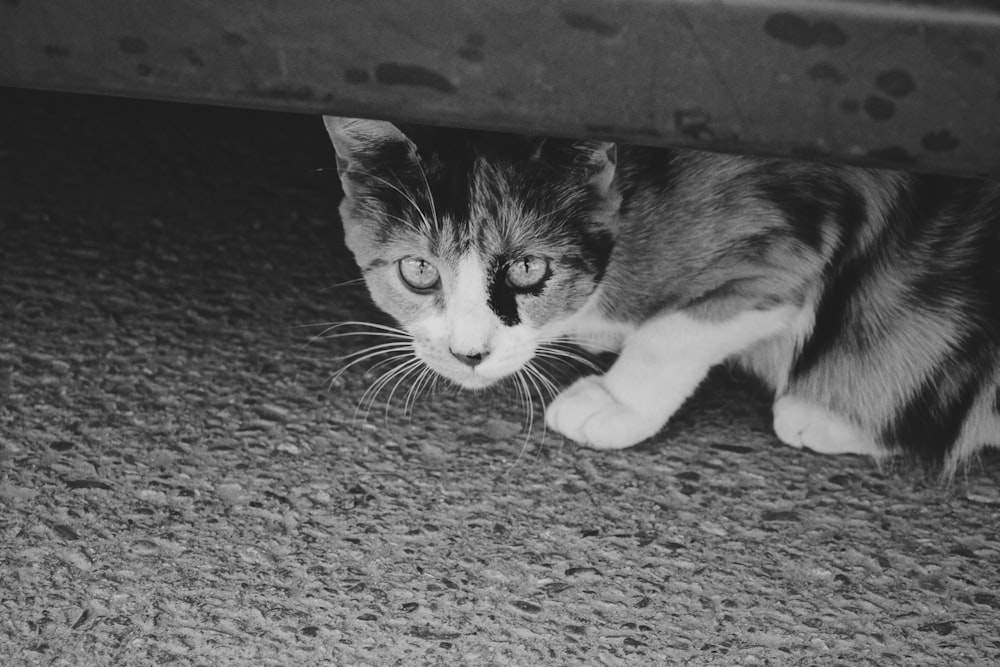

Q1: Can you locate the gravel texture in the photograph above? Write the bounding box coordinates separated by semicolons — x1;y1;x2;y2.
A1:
1;88;999;666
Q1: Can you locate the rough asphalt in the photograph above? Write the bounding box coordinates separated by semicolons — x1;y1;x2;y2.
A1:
1;88;999;665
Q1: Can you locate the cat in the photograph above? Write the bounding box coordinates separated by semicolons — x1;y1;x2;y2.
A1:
323;115;1000;475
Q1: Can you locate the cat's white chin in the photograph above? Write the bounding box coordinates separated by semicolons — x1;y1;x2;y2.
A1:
452;374;502;390
433;364;517;390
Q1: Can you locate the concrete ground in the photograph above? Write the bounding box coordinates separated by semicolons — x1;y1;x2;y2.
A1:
1;88;999;666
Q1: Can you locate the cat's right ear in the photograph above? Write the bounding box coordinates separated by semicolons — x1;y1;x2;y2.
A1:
322;116;416;181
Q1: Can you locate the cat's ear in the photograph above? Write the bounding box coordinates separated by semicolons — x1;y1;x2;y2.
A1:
586;142;618;195
322;116;417;179
532;139;618;195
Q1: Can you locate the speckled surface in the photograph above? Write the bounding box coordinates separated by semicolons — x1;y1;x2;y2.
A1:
1;89;999;666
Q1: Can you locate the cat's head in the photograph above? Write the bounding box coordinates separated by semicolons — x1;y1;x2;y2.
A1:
324;116;619;388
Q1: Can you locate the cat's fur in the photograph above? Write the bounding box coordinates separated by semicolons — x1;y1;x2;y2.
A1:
324;116;1000;474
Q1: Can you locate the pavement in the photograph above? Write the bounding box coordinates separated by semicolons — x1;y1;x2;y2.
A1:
1;87;999;666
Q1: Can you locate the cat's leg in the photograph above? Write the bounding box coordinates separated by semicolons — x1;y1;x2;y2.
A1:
546;306;797;449
772;395;879;456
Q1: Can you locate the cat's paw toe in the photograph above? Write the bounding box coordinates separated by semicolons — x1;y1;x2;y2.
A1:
546;376;661;449
773;395;877;456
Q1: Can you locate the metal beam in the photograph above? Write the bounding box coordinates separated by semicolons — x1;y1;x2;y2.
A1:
2;1;999;176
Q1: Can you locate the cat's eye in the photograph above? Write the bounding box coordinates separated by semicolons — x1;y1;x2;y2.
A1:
398;257;440;292
505;256;549;290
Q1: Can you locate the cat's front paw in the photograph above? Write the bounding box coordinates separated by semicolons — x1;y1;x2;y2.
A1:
545;376;662;449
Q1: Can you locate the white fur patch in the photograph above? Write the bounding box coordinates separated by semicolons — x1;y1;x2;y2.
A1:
547;306;798;449
772;395;880;456
447;254;493;356
737;296;818;393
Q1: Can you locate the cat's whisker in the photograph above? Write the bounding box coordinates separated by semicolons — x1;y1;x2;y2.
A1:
303;320;410;336
415;367;439;410
535;342;607;374
546;335;620;355
327;346;413;387
355;356;423;424
414;158;441;231
362;356;420;404
386;167;436;232
317;330;413;342
534;348;605;376
330;342;414;368
533;358;577;401
318;277;368;292
350;166;434;232
358;351;418;379
520;371;542;431
297;320;412;352
429;373;444;398
380;210;426;234
502;370;535;475
524;361;561;403
381;358;426;425
403;366;435;417
523;360;572;457
545;336;617;358
513;371;533;440
329;355;411;396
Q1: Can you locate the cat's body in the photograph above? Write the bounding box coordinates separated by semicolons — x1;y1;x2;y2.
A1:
325;116;1000;473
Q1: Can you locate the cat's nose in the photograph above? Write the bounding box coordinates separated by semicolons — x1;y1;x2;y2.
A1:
450;348;488;368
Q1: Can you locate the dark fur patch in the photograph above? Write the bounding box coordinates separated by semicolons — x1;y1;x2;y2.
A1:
752;167;866;252
487;261;520;326
792;254;866;377
793;175;951;378
884;339;992;463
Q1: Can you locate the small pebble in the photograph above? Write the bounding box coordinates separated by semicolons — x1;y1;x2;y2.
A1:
973;593;999;609
565;566;602;580
0;484;39;501
51;524;80;541
482;418;521;440
131;540;160;555
760;510;800;522
255;403;290;422
215;483;246;503
511;600;542;614
71;609;90;629
64;479;112;491
420;442;446;460
407;626;460;641
918;621;956;636
699;521;728;537
541;582;572;595
965;482;1000;505
275;441;301;455
59;547;94;572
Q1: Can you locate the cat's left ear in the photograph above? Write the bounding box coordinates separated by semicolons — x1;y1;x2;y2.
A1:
322;116;418;180
586;142;618;195
533;139;618;195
